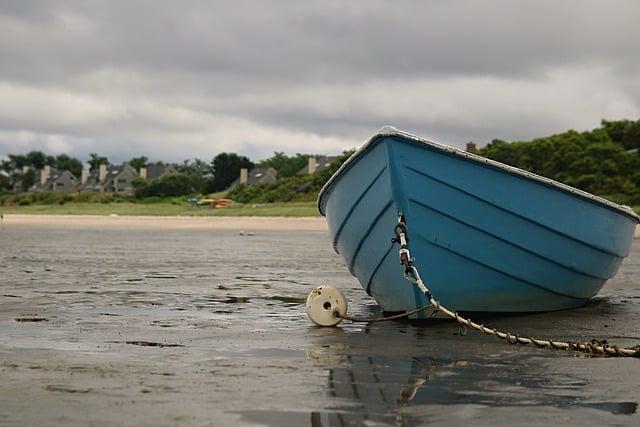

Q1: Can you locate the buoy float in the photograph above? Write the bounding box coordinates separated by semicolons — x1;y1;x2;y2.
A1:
306;286;347;327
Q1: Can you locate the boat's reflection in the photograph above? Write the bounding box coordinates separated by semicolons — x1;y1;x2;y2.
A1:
305;322;468;425
320;355;462;426
306;321;637;426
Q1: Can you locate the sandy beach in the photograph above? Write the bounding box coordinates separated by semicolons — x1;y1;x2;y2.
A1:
1;216;639;426
1;214;328;231
4;214;640;239
3;214;638;237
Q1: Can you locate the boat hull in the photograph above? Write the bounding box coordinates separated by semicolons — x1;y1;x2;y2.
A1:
318;129;638;316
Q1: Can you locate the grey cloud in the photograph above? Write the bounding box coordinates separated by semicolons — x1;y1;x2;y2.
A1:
0;1;639;163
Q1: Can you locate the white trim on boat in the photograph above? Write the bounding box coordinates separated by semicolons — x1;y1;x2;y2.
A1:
318;126;640;222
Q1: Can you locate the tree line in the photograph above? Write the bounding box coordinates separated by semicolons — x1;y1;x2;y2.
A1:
0;150;320;197
477;119;640;205
2;118;639;204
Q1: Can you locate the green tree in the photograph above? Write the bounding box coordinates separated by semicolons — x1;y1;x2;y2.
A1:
176;158;210;193
601;119;634;144
88;153;109;171
54;154;83;177
208;153;253;193
0;172;10;193
134;173;194;198
7;154;27;170
14;168;36;191
25;151;47;169
257;152;311;178
128;156;148;171
477;122;640;205
622;120;640;150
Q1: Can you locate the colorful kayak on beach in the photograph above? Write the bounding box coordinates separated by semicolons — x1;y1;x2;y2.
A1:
318;127;639;316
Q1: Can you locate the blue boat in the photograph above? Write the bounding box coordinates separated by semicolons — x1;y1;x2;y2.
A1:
318;127;639;316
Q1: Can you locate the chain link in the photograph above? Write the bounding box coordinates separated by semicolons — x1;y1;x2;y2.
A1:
393;212;640;358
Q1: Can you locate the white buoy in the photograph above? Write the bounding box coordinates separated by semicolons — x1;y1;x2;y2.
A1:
306;285;347;327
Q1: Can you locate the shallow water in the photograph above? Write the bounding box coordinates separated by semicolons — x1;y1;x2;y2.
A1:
0;221;639;426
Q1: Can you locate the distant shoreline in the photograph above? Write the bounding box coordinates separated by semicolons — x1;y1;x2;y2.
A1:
0;200;320;218
1;214;328;231
3;213;637;237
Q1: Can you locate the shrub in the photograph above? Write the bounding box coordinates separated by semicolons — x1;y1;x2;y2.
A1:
134;173;194;198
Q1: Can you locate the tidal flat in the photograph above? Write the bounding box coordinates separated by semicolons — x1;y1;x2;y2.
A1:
0;216;639;426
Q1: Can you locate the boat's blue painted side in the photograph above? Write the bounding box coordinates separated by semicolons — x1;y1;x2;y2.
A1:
319;130;639;315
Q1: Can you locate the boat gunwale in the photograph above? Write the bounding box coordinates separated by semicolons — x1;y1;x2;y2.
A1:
317;126;640;223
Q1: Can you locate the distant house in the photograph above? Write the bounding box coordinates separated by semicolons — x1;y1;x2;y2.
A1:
102;164;139;193
297;156;338;175
81;165;106;192
38;170;79;192
80;163;140;193
28;165;55;191
139;164;177;180
245;167;277;185
23;166;79;192
228;167;278;190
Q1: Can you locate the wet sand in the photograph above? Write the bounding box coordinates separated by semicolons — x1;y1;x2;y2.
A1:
0;216;639;426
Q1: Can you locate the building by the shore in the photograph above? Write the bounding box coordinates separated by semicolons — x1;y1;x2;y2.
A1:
81;163;176;193
227;167;278;190
30;166;79;192
14;163;176;194
297;156;338;175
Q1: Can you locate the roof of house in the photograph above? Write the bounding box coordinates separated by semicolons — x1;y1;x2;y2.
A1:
145;164;176;180
297;155;338;175
227;167;278;189
107;163;137;178
247;167;276;183
50;170;78;185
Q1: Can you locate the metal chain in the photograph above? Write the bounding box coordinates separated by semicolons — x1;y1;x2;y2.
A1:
393;212;640;358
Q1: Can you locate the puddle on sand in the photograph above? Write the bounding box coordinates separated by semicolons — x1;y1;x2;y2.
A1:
14;317;49;322
577;401;637;414
268;295;306;304
236;353;638;426
106;340;185;348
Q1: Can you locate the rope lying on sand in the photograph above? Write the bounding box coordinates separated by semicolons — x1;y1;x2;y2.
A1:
403;265;640;357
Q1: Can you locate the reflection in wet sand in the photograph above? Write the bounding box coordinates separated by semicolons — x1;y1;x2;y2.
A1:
1;222;639;426
302;311;640;425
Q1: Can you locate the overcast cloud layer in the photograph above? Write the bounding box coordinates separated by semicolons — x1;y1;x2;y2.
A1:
0;0;639;163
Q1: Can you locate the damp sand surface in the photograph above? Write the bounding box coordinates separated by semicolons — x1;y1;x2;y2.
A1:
0;216;639;426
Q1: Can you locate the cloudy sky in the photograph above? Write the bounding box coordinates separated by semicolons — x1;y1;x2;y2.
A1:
0;1;639;163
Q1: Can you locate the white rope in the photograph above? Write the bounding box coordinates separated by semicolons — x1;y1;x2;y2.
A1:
404;259;640;358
